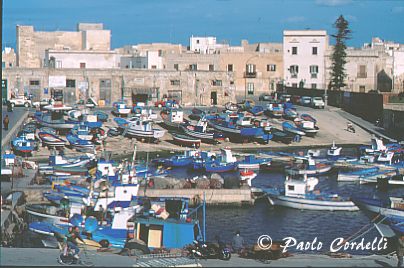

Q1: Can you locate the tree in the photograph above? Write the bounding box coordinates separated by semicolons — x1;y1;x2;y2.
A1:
328;15;352;91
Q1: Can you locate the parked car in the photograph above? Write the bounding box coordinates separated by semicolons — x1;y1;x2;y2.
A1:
32;98;53;108
299;96;312;106
237;99;256;109
280;94;291;103
73;97;98;109
9;95;32;107
154;99;179;108
291;95;301;104
311;97;325;109
259;93;272;101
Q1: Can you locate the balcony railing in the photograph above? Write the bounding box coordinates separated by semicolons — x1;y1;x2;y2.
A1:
357;72;367;78
244;71;257;78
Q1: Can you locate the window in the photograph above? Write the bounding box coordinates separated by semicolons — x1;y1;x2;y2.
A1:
151;65;157;69
227;64;233;72
288;185;295;191
267;64;276;72
358;65;367;78
292;47;297;55
359;85;365;92
311;84;317;89
196;40;200;44
230;81;235;85
189;64;197;71
80;62;85;68
170;80;180;86
212;80;222;86
312;47;318;55
247;83;254;95
30;80;40;86
246;64;255;74
66;79;76;88
310;65;319;78
174;64;179;71
209;64;214;71
290;65;299;78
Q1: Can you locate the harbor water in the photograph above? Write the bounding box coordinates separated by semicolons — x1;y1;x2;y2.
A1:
11;146;400;256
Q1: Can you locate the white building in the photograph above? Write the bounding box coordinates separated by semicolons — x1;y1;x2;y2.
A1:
190;35;229;54
283;30;329;89
45;49;120;69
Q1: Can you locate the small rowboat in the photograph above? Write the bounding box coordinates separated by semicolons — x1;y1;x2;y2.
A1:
189;108;206;120
300;114;317;124
283;108;299;120
38;132;67;148
169;130;201;149
39;127;57;135
66;135;95;152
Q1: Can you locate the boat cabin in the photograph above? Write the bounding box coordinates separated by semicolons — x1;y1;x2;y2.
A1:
169;109;184;123
284;175;319;197
195;119;208;132
390;197;404;210
220;148;237;163
236;116;254;127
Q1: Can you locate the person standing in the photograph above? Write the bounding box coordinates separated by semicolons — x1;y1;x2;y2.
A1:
3;115;9;130
232;230;245;253
397;234;404;267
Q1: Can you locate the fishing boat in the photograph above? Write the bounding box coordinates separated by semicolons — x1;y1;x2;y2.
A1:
180;118;225;144
66;110;103;128
327;141;342;160
12;136;34;155
66;134;95;152
283;108;299;120
94;111;109;122
202;147;238;173
53;165;89;176
153;149;199;167
353;196;404;218
337;167;380;181
17;131;40;151
207;113;259;142
240;106;264;116
259;161;290;172
34;105;79;134
111;102;131;117
25;201;84;225
237;155;271;169
359;168;399;184
160;108;186;129
267;127;295;144
377;174;404;188
169;130;201;149
189;107;206;120
300;114;317;125
22;122;37;133
282;121;306;137
262;175;359;211
71;124;93;140
265;102;284;117
132;104;158;120
38;151;96;174
286;157;334;176
114;117;165;143
38;131;67;149
187;150;219;170
39;127;57;135
294;118;319;137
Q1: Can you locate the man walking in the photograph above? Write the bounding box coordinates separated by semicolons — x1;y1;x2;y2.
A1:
3;115;9;130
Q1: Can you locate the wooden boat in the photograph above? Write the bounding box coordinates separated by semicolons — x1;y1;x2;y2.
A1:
240;106;264;116
259;161;290;172
22;122;37;133
66;134;95;152
12;136;34;154
353;196;404;218
34;105;79;134
262;175;358;211
300;114;317;125
38;132;67;148
237;155;271;169
53;165;89;176
267;127;295;144
187;150;218;170
207;113;259;140
160;108;186;129
111;102;131;117
39;127;57;135
359;168;399;184
189;107;206;120
204;148;238;172
38;152;96;174
66;111;102;128
337;167;380;182
114;117;165;142
286;157;334;176
180;118;225;144
293;119;319;137
25;202;84;225
282;121;306;136
94;111;109;122
169;130;201;149
153;150;199;167
327;141;342;160
17;131;40;151
283;108;299;120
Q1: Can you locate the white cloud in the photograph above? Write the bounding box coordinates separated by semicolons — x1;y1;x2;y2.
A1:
315;0;351;6
345;15;357;22
392;6;404;13
287;16;305;23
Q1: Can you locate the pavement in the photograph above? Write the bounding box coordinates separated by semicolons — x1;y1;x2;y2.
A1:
0;247;399;267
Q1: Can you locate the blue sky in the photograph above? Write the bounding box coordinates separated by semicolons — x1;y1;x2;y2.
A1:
2;0;404;50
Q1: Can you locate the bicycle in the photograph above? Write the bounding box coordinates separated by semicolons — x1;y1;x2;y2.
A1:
58;243;94;266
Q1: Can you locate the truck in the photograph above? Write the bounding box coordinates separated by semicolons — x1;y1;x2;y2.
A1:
9;95;32;107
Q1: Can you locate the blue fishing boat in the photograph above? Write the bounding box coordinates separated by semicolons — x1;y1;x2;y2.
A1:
237;155;271;169
189;107;206;120
38;151;96;174
112;102;131;117
38;131;67;148
261;175;359;211
66;134;95;152
188;150;219;170
153;150;199;167
300;114;317;125
294;119;319;137
265;102;284;117
337;167;380;182
160;108;187;129
352;196;404;219
204;148;238;173
132;104;158;120
286;157;334;176
267;127;295;144
251;105;264;116
12;136;34;155
282;121;306;136
283;108;299;120
180;118;225;144
207;113;259;141
34;105;80;134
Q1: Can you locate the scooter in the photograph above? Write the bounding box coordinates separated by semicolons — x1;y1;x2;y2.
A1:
190;238;231;260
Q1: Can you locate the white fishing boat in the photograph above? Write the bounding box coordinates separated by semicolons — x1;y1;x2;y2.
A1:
112;102;131;117
327;141;342;160
262;175;359;211
114;117;165;143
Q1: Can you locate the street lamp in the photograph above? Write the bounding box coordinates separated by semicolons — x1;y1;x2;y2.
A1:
245;54;260;99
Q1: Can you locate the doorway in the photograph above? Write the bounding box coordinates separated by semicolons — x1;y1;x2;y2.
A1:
210;91;217;105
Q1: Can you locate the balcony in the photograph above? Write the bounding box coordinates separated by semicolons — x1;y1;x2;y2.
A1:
357;72;367;78
244;71;257;78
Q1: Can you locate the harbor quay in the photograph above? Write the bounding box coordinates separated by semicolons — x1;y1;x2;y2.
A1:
1;101;401;267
